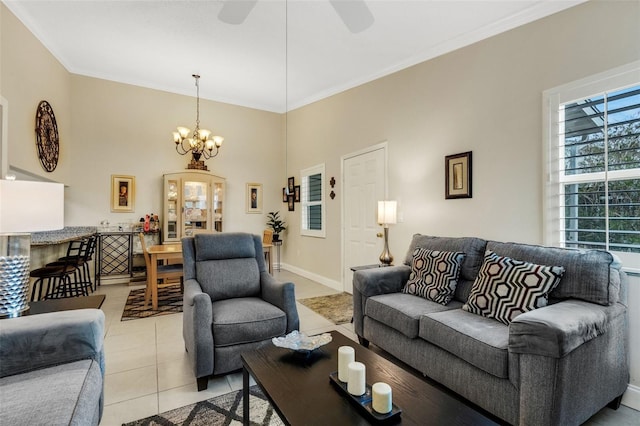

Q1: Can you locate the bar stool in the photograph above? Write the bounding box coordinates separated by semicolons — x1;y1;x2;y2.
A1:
85;235;98;291
49;235;98;294
31;239;84;300
30;256;79;300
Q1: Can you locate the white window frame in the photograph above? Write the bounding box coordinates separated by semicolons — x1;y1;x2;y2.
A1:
542;61;640;274
300;163;326;238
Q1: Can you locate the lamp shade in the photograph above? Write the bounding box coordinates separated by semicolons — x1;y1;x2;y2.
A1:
0;180;64;233
377;201;397;225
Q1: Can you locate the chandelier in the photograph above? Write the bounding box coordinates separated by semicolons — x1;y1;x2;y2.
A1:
173;74;224;170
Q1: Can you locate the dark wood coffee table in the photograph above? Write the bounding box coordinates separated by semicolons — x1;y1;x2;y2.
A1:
26;295;106;315
241;330;498;425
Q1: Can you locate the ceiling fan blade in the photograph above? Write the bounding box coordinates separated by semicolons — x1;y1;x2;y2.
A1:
329;0;374;34
218;0;258;25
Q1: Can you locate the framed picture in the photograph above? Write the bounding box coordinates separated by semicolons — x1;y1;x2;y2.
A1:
246;183;263;214
287;177;295;196
294;185;301;202
445;151;472;199
287;194;295;211
282;187;288;202
111;175;135;212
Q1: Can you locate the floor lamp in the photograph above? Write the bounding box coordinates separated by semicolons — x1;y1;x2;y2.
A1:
0;179;64;317
377;201;397;266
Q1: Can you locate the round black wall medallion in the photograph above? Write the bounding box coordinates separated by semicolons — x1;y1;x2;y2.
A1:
35;100;59;172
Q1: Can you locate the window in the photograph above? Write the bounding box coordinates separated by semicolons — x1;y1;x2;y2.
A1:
300;164;325;238
543;63;640;273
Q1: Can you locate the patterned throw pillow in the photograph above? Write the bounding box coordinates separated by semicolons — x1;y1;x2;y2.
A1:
402;248;465;305
463;251;565;325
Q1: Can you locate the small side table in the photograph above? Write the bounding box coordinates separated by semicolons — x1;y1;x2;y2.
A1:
350;264;391;272
273;240;283;271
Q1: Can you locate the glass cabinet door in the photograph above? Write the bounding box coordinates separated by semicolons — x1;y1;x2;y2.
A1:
166;179;179;241
182;180;209;236
163;171;225;243
213;180;224;232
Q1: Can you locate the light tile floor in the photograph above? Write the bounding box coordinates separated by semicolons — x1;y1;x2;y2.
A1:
97;270;355;425
95;270;638;426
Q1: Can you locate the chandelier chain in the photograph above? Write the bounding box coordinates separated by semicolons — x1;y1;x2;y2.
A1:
194;74;200;138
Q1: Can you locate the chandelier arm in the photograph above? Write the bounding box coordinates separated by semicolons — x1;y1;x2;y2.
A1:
200;145;221;159
200;148;211;160
176;139;200;156
175;140;190;156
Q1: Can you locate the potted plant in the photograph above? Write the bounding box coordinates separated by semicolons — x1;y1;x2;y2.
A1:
266;211;287;241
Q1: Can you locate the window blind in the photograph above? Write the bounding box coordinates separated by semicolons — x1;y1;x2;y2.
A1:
559;84;640;254
300;164;325;237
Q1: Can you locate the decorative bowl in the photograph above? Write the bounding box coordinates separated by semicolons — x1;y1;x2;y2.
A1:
272;330;332;352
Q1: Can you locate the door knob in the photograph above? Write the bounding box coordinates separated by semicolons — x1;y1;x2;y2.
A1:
376;233;383;238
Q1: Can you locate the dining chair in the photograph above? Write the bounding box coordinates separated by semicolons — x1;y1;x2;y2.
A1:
262;229;274;273
138;233;183;308
263;229;273;245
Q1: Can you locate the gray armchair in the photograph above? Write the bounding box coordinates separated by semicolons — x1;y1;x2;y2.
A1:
182;232;299;391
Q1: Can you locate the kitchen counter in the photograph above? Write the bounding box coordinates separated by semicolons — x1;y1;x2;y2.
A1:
31;226;97;246
30;226;97;271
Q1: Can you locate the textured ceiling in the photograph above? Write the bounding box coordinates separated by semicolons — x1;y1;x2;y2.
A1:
4;0;585;112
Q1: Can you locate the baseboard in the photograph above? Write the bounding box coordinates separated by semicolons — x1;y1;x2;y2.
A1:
279;263;343;292
622;384;640;411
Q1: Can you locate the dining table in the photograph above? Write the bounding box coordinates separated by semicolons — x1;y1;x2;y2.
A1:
146;243;183;310
145;242;275;310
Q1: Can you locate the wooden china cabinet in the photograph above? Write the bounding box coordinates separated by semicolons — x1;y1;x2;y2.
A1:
162;171;225;244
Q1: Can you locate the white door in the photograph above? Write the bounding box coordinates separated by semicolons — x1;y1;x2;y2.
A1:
342;145;386;293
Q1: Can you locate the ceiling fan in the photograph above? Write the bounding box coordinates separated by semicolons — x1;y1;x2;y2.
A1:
218;0;375;34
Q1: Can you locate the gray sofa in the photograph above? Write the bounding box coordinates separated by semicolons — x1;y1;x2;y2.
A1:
0;308;105;426
182;232;299;391
353;234;629;425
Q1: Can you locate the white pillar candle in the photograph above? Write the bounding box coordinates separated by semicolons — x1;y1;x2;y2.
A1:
372;382;392;414
338;346;355;382
347;362;366;396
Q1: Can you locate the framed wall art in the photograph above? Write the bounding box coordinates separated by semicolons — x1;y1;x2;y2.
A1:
282;188;288;202
246;183;263;214
111;175;135;212
445;151;472;199
294;185;301;202
287;194;295;212
287;176;295;195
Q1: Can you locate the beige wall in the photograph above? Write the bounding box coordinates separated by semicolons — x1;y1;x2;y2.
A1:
1;3;284;236
1;4;72;185
283;0;640;284
67;75;283;232
282;0;640;406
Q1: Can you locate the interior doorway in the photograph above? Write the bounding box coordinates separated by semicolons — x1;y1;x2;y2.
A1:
342;143;387;293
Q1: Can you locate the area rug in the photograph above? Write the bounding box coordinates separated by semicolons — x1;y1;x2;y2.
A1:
299;292;353;325
121;286;183;321
122;385;283;426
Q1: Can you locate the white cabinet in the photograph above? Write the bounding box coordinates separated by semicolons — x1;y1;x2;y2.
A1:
163;171;225;243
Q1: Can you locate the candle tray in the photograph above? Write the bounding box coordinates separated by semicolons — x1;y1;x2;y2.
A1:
329;371;402;423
